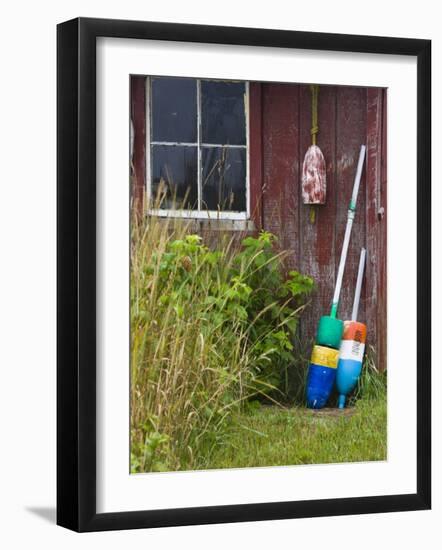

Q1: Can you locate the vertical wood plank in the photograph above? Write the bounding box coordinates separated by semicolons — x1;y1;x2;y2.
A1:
249;82;263;229
262;84;300;269
299;84;337;344
379;88;387;372
376;89;388;371
366;88;384;368
335;87;367;324
130;76;146;213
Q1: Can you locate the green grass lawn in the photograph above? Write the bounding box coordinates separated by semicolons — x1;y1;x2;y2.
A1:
199;395;387;470
131;218;387;474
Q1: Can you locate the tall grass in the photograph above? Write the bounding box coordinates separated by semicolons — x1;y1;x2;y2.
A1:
352;345;387;403
130;213;313;472
131;215;241;472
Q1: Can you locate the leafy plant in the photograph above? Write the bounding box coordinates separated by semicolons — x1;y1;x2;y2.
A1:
231;231;315;395
130;216;314;472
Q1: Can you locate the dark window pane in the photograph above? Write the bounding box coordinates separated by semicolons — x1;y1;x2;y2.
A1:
151;77;197;143
201;81;246;145
151;145;198;210
202;147;246;212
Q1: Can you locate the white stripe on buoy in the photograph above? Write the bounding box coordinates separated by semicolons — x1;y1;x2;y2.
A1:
339;339;365;362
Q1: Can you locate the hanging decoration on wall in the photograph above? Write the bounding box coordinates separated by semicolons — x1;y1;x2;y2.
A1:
301;84;326;223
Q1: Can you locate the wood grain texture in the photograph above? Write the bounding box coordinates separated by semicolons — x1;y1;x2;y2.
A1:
299;84;337;345
249;82;264;229
379;88;387;373
262;84;300;270
260;83;386;370
365;88;381;366
335;87;367;324
366;87;387;371
129;79;387;370
130;76;146;212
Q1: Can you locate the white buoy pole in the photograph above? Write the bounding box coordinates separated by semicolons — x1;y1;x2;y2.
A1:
330;145;366;318
351;248;366;322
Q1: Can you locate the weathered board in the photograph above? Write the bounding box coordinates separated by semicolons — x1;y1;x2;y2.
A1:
261;84;301;271
299;84;337;348
130;76;146;211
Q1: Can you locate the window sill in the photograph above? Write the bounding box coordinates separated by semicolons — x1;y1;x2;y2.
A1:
196;218;256;232
146;215;256;233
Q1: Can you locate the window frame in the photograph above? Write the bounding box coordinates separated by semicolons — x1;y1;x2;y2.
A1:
145;76;250;220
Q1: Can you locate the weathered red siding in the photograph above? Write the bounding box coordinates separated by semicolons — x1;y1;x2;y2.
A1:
249;83;264;229
261;84;301;271
260;83;387;370
130;76;146;213
130;78;387;371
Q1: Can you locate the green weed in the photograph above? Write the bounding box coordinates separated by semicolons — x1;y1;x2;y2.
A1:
130;213;314;473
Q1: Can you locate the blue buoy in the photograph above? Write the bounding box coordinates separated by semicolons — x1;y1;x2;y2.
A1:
306;346;339;409
306;364;337;409
336;358;363;408
335;249;367;409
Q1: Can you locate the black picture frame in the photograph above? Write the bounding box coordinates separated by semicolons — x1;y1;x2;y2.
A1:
57;17;431;532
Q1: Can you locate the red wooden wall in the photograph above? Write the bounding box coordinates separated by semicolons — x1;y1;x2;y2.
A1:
255;83;387;371
130;77;146;211
131;78;387;371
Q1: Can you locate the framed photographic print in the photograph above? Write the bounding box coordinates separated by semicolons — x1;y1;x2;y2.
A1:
57;17;431;532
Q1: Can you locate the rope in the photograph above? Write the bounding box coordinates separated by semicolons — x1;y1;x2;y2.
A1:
310;84;319;145
309;84;320;223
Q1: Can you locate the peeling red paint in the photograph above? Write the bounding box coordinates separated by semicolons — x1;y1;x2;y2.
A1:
130;76;146;213
130;78;387;370
261;83;386;370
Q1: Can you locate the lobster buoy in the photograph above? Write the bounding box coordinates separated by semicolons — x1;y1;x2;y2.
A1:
316;315;343;350
302;145;326;204
306;345;339;409
301;85;326;212
336;321;367;408
336;248;367;409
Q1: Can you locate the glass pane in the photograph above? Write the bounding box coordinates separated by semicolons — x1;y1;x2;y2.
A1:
201;147;246;212
151;77;197;143
201;81;246;145
151;145;198;209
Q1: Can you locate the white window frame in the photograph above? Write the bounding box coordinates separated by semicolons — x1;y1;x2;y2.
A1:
145;76;250;220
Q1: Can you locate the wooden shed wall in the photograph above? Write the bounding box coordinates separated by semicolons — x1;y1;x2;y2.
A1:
255;83;387;371
131;78;387;371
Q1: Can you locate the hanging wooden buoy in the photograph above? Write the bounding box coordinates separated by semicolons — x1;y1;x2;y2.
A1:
301;85;326;206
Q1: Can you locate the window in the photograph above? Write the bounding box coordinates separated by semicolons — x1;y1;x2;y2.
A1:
146;76;249;219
